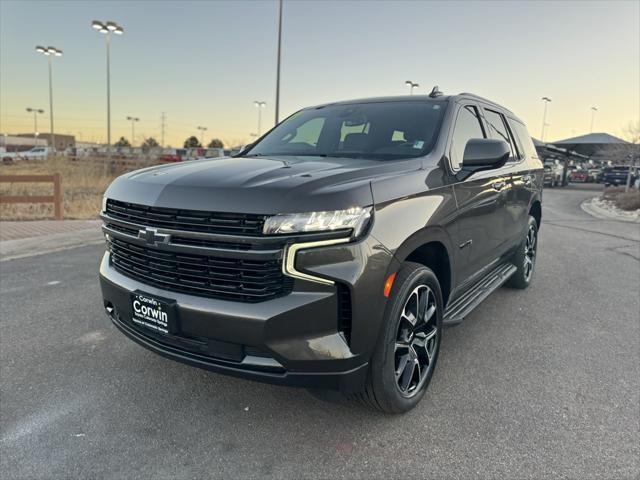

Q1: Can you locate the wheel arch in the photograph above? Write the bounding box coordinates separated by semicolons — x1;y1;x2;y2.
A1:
393;229;453;308
529;198;542;229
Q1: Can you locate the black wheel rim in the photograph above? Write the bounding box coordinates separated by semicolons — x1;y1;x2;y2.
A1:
524;224;537;282
394;285;438;397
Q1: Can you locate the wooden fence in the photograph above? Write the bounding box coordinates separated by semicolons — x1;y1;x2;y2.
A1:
0;174;63;220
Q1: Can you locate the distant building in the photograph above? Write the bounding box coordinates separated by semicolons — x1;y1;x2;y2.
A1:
1;134;47;152
16;132;75;151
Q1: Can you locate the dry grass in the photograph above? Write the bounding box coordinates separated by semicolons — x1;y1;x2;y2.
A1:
614;190;640;211
601;186;626;201
601;186;640;211
0;156;159;220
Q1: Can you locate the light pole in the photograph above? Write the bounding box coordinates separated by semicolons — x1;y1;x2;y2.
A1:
275;0;283;125
254;101;266;136
540;96;551;141
405;80;419;95
26;107;44;146
35;46;62;151
590;106;598;133
126;116;139;145
197;126;207;146
92;20;124;163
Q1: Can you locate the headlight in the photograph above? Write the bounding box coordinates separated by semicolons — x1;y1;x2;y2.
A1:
263;207;372;237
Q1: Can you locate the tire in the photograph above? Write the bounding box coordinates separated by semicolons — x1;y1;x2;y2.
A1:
506;216;538;289
353;262;443;413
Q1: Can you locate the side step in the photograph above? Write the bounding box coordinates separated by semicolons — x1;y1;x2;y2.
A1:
443;262;517;326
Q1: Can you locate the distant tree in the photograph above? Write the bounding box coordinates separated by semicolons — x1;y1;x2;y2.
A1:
142;137;160;152
207;138;224;148
114;137;131;147
623;120;640;144
183;136;202;148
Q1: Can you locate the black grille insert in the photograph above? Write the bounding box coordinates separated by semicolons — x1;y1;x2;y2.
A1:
106;199;267;236
109;238;292;302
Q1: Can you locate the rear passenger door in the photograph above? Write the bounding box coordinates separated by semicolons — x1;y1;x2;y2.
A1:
449;103;508;288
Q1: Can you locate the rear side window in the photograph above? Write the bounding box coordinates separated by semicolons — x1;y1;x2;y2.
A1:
509;120;538;160
484;109;517;160
449;105;485;170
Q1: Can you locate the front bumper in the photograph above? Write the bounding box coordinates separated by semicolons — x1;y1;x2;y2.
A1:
99;232;395;392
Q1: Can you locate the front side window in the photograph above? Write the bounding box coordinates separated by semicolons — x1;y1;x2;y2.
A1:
244;101;447;161
484;109;517;160
449;105;485;170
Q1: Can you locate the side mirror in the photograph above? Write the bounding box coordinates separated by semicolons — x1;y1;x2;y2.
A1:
460;138;510;177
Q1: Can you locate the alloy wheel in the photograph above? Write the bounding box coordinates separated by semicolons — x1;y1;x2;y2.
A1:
524;224;537;282
394;285;438;397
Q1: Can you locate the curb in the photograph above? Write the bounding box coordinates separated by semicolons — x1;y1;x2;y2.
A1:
580;197;640;223
0;228;104;261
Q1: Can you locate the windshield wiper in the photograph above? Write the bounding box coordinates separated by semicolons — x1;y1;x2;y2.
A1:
317;153;365;159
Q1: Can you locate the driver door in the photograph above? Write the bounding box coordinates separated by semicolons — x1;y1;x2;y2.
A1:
449;104;509;289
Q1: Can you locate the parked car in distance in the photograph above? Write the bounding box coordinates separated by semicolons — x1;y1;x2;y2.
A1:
587;169;601;183
543;161;564;187
160;148;188;163
569;169;589;183
2;146;52;162
602;165;636;186
99;92;543;413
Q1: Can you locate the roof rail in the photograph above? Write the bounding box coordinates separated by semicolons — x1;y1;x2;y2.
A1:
458;92;515;115
429;86;443;98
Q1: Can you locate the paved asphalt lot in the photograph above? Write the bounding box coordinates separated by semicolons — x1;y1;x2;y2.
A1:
1;184;638;479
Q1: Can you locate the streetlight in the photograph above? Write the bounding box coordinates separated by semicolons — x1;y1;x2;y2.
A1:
254;101;266;136
197;126;207;146
35;46;62;151
26;107;45;146
275;0;283;125
91;19;124;163
590;106;598;133
126;116;139;145
405;80;419;95
540;96;551;141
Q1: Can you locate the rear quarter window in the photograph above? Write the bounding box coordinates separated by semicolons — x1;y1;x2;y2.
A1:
508;120;538;160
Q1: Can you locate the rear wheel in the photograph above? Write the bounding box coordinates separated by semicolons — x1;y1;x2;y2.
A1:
506;215;538;289
354;262;443;413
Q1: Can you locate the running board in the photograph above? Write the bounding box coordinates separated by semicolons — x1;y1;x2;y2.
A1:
443;262;517;326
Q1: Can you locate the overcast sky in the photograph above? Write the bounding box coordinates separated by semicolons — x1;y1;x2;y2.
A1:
1;0;638;147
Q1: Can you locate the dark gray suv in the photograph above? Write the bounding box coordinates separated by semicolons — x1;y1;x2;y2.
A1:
100;91;543;413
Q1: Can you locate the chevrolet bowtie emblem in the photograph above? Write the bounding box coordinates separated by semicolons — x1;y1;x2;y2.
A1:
138;227;171;246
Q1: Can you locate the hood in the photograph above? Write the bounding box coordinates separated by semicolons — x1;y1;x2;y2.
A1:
105;155;421;214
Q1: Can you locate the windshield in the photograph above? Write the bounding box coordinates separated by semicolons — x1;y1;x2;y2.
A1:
243;100;447;160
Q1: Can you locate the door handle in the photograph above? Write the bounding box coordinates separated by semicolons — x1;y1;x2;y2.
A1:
492;181;506;191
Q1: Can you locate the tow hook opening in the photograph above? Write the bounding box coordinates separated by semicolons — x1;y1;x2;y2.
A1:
104;301;116;319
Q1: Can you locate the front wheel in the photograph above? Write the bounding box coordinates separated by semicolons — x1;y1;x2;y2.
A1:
506;216;538;289
354;262;443;413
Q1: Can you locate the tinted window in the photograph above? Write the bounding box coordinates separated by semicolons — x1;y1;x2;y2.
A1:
245;101;446;161
484;109;517;160
509;120;538;159
449;105;485;170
